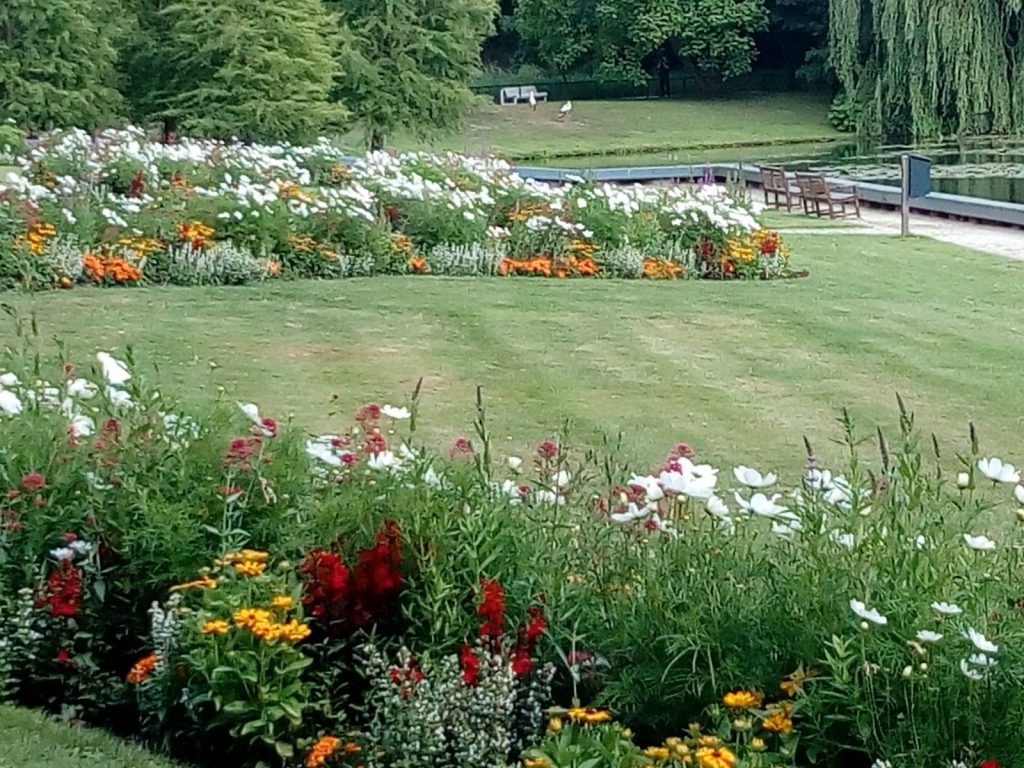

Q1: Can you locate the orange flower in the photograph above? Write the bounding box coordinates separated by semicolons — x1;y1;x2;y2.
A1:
306;736;341;768
643;258;684;279
722;690;763;709
127;653;158;684
409;256;428;274
761;710;793;733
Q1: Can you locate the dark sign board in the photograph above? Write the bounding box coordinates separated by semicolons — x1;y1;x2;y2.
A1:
908;154;931;199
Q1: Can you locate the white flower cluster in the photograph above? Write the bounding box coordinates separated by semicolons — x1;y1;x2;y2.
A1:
0;588;44;699
147;592;185;683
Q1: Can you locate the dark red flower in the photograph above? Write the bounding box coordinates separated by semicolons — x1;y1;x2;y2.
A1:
511;646;533;677
477;578;506;643
257;417;277;438
223;437;262;470
669;442;695;460
536;441;559;460
55;649;72;664
355;403;381;422
364;433;387;456
979;761;1001;768
40;561;82;618
21;473;45;492
62;532;77;542
523;606;546;642
460;644;480;685
6;489;20;500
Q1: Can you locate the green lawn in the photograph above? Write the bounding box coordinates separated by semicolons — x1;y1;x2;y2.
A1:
380;94;841;161
0;707;182;768
3;233;1022;473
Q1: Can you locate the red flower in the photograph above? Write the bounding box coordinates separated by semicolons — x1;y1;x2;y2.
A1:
128;171;145;197
40;561;82;618
364;433;387;456
355;403;381;422
511;646;533;677
536;441;559;460
62;532;77;542
477;578;506;643
523;606;546;642
257;417;277;438
669;442;695;460
979;761;1000;768
449;438;474;460
55;649;72;665
223;437;262;470
21;473;45;492
460;644;480;685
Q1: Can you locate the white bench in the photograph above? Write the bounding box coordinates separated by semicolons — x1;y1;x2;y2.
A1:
499;85;549;105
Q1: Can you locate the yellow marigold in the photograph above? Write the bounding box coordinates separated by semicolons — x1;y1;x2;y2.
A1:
201;620;230;635
761;710;793;734
523;758;551;768
547;716;563;733
234;560;266;577
233;608;273;629
566;707;612;725
126;653;158;684
644;747;671;761
722;690;763;709
276;619;312;643
225;549;268;562
306;736;341;768
271;595;294;610
695;747;736;768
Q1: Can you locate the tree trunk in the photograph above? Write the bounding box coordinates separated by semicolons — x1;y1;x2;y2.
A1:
370;129;384;151
162;118;177;144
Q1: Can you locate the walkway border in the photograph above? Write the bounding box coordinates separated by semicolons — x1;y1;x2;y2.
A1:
514;163;1024;228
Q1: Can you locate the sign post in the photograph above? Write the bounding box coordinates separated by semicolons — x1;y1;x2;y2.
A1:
901;154;932;237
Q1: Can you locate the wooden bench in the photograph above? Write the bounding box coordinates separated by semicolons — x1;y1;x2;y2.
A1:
759;166;801;211
795;173;861;219
499;85;549;105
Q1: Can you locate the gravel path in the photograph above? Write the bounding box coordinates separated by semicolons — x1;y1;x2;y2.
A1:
778;207;1024;261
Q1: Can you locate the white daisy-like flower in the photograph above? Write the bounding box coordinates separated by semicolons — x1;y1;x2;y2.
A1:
959;658;985;681
931;601;963;616
915;630;943;643
977;457;1020;484
96;352;131;385
963;533;996;551
850;599;888;625
965;627;998;654
381;404;411;420
733;466;777;488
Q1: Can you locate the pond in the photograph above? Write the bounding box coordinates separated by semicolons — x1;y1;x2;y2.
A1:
537;136;1024;205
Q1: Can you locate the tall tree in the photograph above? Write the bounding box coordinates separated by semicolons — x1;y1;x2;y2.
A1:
0;0;123;129
830;0;1024;139
516;0;767;85
328;0;497;150
141;0;347;143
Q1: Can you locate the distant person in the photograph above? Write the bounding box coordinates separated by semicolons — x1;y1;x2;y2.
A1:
657;56;671;98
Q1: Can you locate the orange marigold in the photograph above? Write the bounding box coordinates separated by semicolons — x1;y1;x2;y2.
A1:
126;653;158;684
306;736;341;768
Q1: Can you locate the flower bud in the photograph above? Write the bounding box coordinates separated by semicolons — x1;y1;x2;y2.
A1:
750;738;766;752
1017;509;1024;522
919;663;928;671
902;665;913;678
860;621;870;631
507;456;523;472
956;472;970;489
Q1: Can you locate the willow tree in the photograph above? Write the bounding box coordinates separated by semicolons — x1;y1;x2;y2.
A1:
829;0;1024;139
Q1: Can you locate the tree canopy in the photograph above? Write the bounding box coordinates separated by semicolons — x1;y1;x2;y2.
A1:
829;0;1024;139
0;0;123;129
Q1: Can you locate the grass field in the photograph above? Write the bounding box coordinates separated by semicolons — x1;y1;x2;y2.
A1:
3;230;1022;473
381;94;841;161
0;707;180;768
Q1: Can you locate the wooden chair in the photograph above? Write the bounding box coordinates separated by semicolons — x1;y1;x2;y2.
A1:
759;166;801;211
795;173;861;219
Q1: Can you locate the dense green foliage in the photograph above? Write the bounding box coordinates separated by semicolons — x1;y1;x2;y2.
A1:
829;0;1024;139
0;0;123;129
328;0;496;148
515;0;769;84
131;0;347;142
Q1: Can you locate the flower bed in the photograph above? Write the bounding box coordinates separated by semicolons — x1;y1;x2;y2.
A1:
0;343;1019;768
0;128;794;290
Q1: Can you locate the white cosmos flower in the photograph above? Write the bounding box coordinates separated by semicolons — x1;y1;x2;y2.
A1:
968;652;998;667
706;495;729;518
966;627;999;654
733;466;777;488
977;457;1020;483
734;491;790;519
916;630;943;643
96;352;131;385
69;414;95;437
850;599;888;625
67;378;98;398
368;451;398;470
507;456;523;471
772;521;802;538
959;658;985;681
0;372;19;387
553;469;571;488
611;502;649;524
69;540;93;556
83;471;114;491
931;601;963;616
534;489;565;506
50;547;76;561
0;389;23;415
963;533;996;551
829;530;855;548
105;387;134;408
1015;484;1024;504
381;404;411;420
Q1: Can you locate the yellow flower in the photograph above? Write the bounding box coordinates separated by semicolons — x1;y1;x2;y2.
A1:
523;759;551;768
548;716;563;733
761;710;793;734
780;665;816;697
271;595;293;610
277;619;312;643
697;735;720;748
234;560;266;577
722;690;763;709
644;747;671;761
566;707;612;724
170;575;217;592
750;738;766;752
695;746;736;768
201;620;230;635
233;608;272;629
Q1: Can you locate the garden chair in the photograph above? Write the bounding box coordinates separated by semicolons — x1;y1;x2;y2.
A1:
795;173;861;219
759;165;801;211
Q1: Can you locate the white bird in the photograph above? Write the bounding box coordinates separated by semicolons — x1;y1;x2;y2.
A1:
528;91;537;111
557;100;573;121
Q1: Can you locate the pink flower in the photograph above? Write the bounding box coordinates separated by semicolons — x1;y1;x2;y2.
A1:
21;473;45;492
536;441;559;460
450;438;474;460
